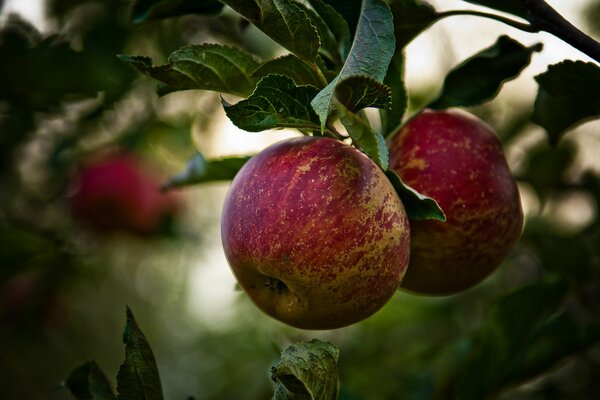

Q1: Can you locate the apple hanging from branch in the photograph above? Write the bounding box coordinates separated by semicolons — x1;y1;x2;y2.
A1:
221;137;411;330
388;109;524;295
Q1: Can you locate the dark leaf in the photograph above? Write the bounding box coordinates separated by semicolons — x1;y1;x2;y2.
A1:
66;361;116;400
223;74;320;132
385;170;446;221
387;0;438;48
429;36;542;109
118;44;260;98
311;0;395;130
319;0;362;37
299;2;341;64
116;307;164;400
271;339;340;400
462;0;529;20
336;100;389;170
335;76;392;112
162;153;251;190
131;0;224;24
308;0;352;60
380;51;407;136
0;228;53;283
453;280;567;399
220;0;320;62
253;54;323;87
532;60;600;145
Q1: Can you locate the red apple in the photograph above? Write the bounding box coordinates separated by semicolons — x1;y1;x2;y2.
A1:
388;109;523;295
69;152;179;235
221;137;410;329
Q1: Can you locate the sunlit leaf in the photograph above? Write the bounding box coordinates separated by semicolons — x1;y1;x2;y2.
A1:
223;74;320;132
130;0;224;24
271;339;340;400
66;361;116;400
118;44;260;97
162;153;251;190
429;36;542;109
220;0;320;62
532;60;600;145
311;0;395;130
116;307;164;400
385;170;445;221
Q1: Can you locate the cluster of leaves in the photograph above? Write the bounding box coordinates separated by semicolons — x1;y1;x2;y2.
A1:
66;308;341;400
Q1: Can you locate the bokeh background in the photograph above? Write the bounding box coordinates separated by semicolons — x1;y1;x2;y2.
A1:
1;0;600;399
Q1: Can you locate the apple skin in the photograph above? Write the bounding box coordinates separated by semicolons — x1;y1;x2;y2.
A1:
221;137;410;330
69;153;179;235
388;109;523;295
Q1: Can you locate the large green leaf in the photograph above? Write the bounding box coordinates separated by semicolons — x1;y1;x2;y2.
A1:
429;36;542;109
116;308;164;400
130;0;224;24
336;100;389;170
532;60;600;145
271;339;340;400
66;361;117;400
220;0;320;62
253;54;323;87
311;0;395;130
118;44;260;97
320;0;362;37
453;280;567;399
162;153;251;190
462;0;529;20
385;170;445;221
387;0;438;48
223;74;320;132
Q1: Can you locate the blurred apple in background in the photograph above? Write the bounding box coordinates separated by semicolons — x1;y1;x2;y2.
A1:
68;152;180;236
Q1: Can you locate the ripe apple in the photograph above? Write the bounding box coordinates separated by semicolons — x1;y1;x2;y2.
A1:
69;152;179;235
388;109;523;295
221;137;411;329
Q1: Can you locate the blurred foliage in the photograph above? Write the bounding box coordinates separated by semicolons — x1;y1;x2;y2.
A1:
0;1;600;400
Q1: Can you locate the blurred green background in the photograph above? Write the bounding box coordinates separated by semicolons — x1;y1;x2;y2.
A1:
1;1;600;399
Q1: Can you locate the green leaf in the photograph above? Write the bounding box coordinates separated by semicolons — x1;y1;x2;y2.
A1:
429;36;542;109
308;0;352;60
253;55;323;87
532;60;600;145
220;0;320;62
336;100;389;170
319;0;362;37
223;74;320;132
162;153;251;190
387;0;438;48
335;76;391;112
116;307;164;400
385;170;446;221
462;0;529;20
66;361;116;400
311;0;395;131
130;0;224;24
271;339;340;400
299;3;341;64
380;51;407;136
453;280;567;399
118;44;260;97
